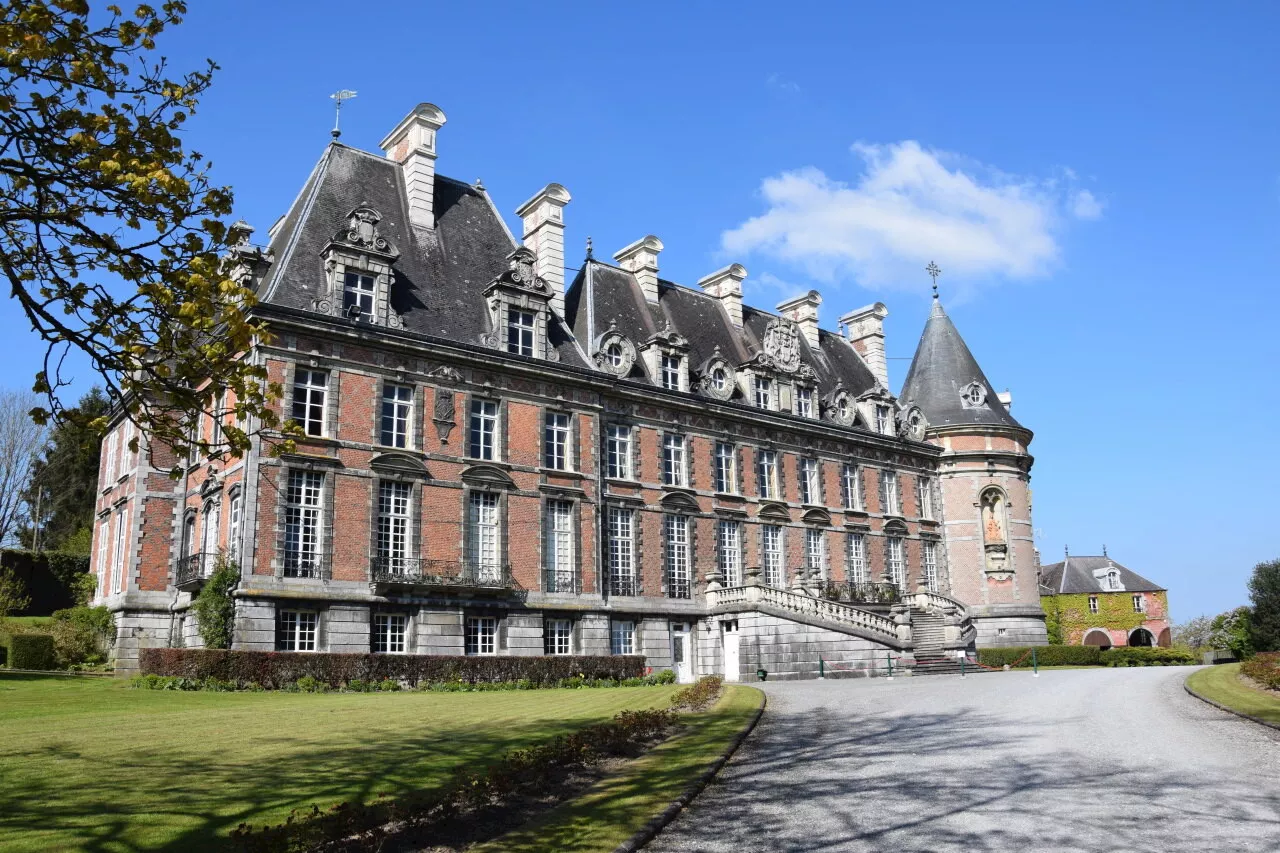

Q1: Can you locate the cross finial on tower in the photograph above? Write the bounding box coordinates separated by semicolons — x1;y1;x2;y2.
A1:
1103;543;1108;557
1064;544;1069;558
329;89;357;139
926;261;942;299
586;236;594;260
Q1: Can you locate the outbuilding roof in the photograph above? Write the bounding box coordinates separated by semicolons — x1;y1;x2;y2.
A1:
1038;556;1166;595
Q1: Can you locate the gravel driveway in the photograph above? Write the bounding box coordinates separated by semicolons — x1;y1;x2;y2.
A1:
648;667;1280;853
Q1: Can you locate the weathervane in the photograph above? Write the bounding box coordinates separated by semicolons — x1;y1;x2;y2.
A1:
926;260;941;298
329;89;357;139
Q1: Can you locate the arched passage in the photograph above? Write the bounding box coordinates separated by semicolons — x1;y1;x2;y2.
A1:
1128;628;1155;647
1157;628;1172;648
1082;628;1112;650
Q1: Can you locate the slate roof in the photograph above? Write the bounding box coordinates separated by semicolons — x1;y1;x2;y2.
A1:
1038;556;1165;594
258;143;588;367
900;298;1025;431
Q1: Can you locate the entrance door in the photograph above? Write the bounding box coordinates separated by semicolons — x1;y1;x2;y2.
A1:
672;623;693;683
721;619;740;682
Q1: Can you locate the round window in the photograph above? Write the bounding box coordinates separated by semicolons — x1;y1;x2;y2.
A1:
606;342;624;369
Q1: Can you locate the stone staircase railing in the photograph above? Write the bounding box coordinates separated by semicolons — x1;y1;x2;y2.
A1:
909;589;976;649
708;582;906;647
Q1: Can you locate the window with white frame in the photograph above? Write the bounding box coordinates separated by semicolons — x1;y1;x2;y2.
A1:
1107;570;1122;591
847;532;868;583
343;271;375;322
795;387;815;418
610;619;635;655
228;492;242;564
111;507;128;593
1089;596;1099;614
608;507;636;596
754;376;773;410
467;492;501;581
918;476;935;520
121;420;137;473
875;404;893;435
291;369;328;437
284;470;324;577
465;616;497;655
606;424;633;480
544;412;571;470
662;433;687;487
545;500;575;593
210;394;224;449
805;528;826;577
469;399;498;460
276;610;318;652
799;458;821;505
757;450;778;499
922;540;939;591
95;518;110;597
665;514;691;599
603;341;625;371
714;442;737;493
660;354;682;391
881;470;901;515
506;308;535;357
1133;594;1146;613
104;430;118;484
762;525;784;587
377;481;412;573
200;500;218;565
843;463;862;510
887;536;905;589
545;618;573;655
380;384;413;448
718;520;742;586
372;613;407;654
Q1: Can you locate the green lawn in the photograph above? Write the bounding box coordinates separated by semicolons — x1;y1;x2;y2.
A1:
0;673;682;852
1186;663;1280;726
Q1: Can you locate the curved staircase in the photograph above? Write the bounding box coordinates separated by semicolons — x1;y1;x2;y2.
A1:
908;590;979;676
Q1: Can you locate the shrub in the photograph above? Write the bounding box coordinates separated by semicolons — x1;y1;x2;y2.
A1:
670;675;724;711
192;556;239;649
1241;652;1280;689
140;648;647;690
1101;647;1197;667
977;646;1101;668
8;633;56;670
49;605;114;667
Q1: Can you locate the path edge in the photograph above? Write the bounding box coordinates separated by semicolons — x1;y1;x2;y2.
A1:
611;686;767;853
1183;672;1280;732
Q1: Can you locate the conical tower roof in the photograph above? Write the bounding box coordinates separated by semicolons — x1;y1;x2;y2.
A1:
900;297;1025;432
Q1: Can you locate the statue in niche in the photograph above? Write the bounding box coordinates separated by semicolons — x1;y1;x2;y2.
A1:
980;488;1011;577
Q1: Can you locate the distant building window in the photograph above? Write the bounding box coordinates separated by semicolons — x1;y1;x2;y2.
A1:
1106;570;1122;591
1089;596;1099;614
665;514;691;599
277;610;318;652
718;520;742;586
795;387;815;418
605;342;625;370
507;308;535;357
754;376;773;410
611;620;635;655
544;500;575;593
799;458;821;505
847;533;868;583
469;399;498;460
662;433;687;487
837;396;851;422
545;618;573;655
465;616;497;656
608;508;636;596
342;271;375;322
922;541;939;591
227;492;242;564
372;613;407;654
881;470;901;516
291;368;328;437
886;537;905;589
805;528;826;577
714;442;737;493
544;412;571;471
606;424;633;480
376;481;412;573
918;477;935;520
380;383;413;448
757;450;778;500
875;404;893;435
842;464;862;510
284;471;324;577
1132;594;1146;613
467;492;501;580
660;355;682;390
762;525;784;587
709;365;729;394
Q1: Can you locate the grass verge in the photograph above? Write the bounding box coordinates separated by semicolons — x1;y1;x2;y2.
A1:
1186;663;1280;727
0;671;680;852
472;684;764;853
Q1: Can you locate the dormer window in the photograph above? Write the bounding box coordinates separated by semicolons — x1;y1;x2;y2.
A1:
755;376;774;410
319;206;401;327
507;308;535;357
639;324;689;392
343;272;375;322
697;348;736;401
484;247;554;362
661;355;682;391
710;366;729;394
605;342;625;369
875;404;893;435
795;387;815;419
837;396;851;423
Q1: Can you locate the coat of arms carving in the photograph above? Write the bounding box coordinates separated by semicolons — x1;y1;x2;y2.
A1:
762;319;801;373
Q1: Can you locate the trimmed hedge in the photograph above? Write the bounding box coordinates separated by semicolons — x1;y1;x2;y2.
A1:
140;648;646;689
1240;652;1280;689
977;645;1197;669
9;633;57;670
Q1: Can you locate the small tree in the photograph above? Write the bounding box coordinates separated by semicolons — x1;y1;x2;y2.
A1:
0;566;30;618
191;554;238;649
1247;558;1280;653
0;390;48;546
1172;615;1213;650
1209;607;1255;660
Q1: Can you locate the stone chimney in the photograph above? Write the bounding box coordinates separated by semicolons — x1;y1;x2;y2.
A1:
840;302;890;388
515;183;571;316
697;264;747;328
777;290;823;348
614;236;664;303
379;103;447;229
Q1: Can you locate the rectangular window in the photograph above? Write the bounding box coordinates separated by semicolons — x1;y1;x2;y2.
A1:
111;507;128;593
754;376;773;410
507;308;535;356
228;494;242;565
95;519;110;597
843;464;862;510
467;492;501;581
545;500;575;593
762;525;784;587
372;613;407;654
714;442;736;493
469;399;498;460
881;470;901;516
606;424;633;480
665;514;691;599
799;458;821;505
918;477;935;520
276;610;318;652
660;354;682;391
380;384;413;448
847;533;868;583
284;471;324;577
875;404;893;435
805;528;826;577
887;537;905;589
1089;596;1099;614
662;433;687;487
922;541;939;591
718;520;742;586
343;271;375;322
465;616;497;656
757;450;778;500
291;368;328;437
545;618;573;655
795;387;814;418
608;507;636;596
544;412;571;471
1133;594;1145;613
611;620;635;655
377;481;412;573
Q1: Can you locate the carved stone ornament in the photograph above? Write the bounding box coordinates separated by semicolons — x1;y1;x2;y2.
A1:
427;364;463;384
823;386;855;426
795;362;817;383
593;321;636;377
648;322;689;351
904;406;927;441
697;346;736;401
222;220;274;287
490;246;547;293
762;318;802;373
432;388;456;444
960;380;987;409
332;204;398;259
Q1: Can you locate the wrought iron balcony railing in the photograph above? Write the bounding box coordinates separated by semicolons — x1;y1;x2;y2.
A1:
283;557;332;580
666;574;692;600
609;574;638;597
370;558;518;591
175;552;216;589
543;569;580;595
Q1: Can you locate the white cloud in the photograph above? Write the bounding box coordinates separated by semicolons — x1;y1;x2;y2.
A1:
766;73;801;94
722;141;1101;290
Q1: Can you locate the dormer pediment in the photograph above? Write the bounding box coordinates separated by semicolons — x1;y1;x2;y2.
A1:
484;246;550;299
325;204;399;261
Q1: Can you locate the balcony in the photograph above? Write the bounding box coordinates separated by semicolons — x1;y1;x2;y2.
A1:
175;553;216;591
283;557;332;581
543;569;581;595
609;575;638;597
666;574;692;599
820;580;901;606
370;558;519;593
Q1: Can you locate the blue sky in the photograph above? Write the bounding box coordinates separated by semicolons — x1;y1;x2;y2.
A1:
4;1;1277;619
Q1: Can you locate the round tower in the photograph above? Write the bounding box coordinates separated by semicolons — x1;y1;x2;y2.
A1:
901;294;1047;647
